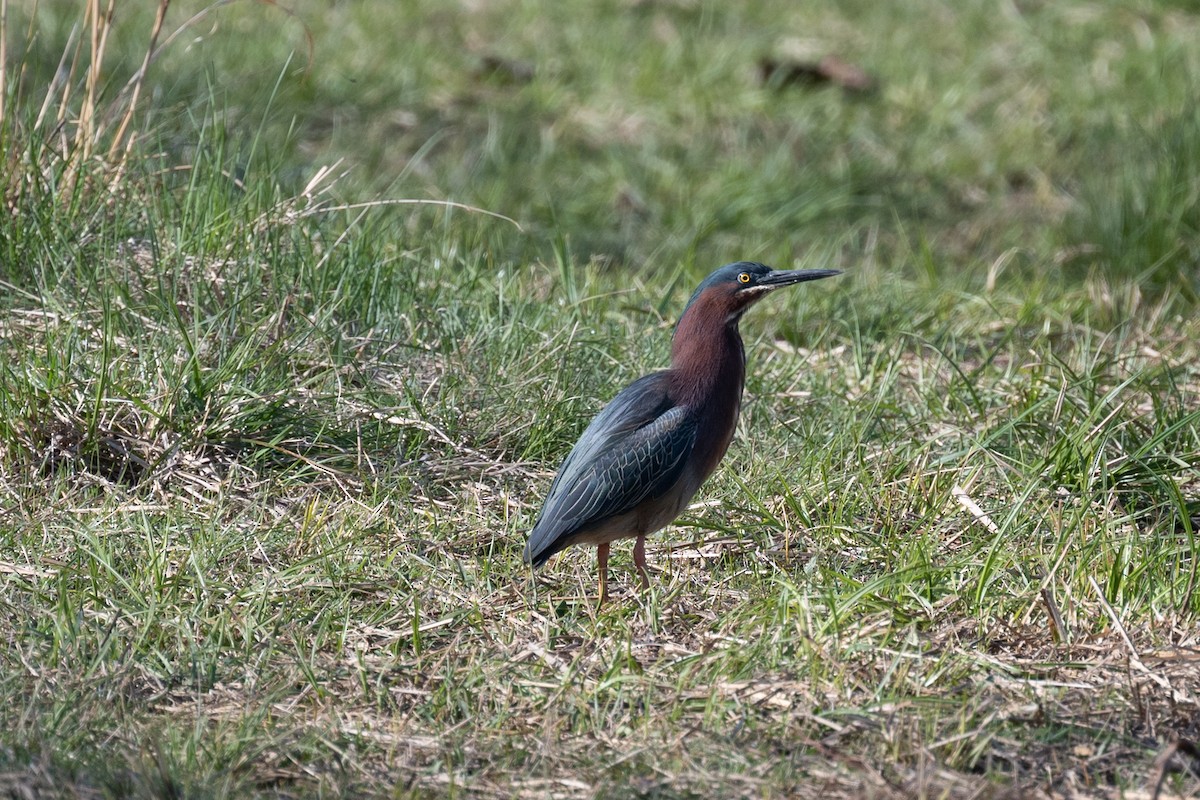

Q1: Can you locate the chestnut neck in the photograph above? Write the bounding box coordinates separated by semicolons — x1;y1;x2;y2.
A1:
668;289;747;407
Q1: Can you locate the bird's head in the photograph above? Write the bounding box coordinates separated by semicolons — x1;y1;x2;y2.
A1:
680;261;842;326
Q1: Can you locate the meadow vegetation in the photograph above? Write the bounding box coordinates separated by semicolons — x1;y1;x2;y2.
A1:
1;1;1198;797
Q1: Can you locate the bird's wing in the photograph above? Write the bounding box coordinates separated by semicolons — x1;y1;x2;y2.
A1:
525;372;697;566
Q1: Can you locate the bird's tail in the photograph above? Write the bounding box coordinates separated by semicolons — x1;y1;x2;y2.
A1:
522;527;562;569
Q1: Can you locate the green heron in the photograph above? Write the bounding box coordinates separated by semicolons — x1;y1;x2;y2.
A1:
524;261;840;600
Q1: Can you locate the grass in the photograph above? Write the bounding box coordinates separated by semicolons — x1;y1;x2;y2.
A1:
2;0;1199;797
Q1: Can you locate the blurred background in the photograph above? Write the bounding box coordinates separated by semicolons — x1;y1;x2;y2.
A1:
7;0;1199;298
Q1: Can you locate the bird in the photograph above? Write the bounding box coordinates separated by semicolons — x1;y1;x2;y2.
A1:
523;261;841;601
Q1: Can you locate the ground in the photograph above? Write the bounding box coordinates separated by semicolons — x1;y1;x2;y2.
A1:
1;1;1198;797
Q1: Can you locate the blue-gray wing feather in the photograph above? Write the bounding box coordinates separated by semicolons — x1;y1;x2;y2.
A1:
525;372;695;566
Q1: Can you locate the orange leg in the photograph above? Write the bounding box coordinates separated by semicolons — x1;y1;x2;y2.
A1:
596;542;610;604
633;535;649;590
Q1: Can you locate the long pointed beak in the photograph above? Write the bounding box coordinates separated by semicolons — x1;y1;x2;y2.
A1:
759;268;843;288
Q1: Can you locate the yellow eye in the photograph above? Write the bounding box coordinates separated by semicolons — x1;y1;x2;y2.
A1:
737;272;751;284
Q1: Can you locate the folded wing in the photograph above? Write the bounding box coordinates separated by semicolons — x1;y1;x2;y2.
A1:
524;372;697;567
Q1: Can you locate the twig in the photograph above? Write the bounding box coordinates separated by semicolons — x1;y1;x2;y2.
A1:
1088;576;1172;692
1040;586;1069;643
0;561;56;579
1150;738;1200;800
105;0;170;167
1088;576;1137;655
952;484;1000;534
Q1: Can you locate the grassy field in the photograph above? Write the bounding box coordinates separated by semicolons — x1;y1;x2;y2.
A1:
2;1;1199;797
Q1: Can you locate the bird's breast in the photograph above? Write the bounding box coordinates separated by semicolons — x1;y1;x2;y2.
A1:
686;383;741;486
